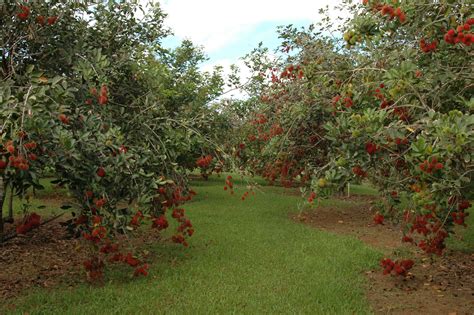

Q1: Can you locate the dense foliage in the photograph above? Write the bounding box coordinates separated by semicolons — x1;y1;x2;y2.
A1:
0;1;228;279
235;0;473;268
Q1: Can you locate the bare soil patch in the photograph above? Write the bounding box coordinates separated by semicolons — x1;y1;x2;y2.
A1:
0;218;86;302
0;215;164;304
292;195;474;315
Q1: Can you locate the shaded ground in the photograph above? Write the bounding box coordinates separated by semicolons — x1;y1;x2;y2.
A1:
0;215;163;305
292;195;474;315
0;219;85;303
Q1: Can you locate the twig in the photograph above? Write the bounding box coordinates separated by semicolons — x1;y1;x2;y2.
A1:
1;213;65;243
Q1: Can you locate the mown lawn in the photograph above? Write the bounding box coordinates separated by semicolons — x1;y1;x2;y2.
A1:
5;175;380;314
4;175;472;314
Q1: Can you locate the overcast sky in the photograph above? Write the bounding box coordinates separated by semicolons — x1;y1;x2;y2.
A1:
158;0;347;96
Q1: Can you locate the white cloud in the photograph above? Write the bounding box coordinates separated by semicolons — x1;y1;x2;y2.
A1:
160;0;347;53
154;0;350;100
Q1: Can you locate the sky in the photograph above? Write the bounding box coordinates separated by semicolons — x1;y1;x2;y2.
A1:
158;0;348;96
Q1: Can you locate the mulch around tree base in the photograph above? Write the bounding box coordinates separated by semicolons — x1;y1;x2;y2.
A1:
0;218;163;305
292;196;474;315
0;220;86;302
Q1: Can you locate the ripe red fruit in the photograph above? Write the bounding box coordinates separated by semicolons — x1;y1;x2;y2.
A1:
83;260;93;271
17;12;28;20
381;258;413;276
352;166;367;177
172;234;187;246
458;200;471;211
394;7;402;18
19;163;29;171
36;15;46;25
100;242;119;254
171;208;184;219
92;215;102;225
420;39;438;53
343;97;353;108
130;211;144;227
152;215;168;230
124;253;140;267
0;160;7;169
59;114;69;124
24;141;37;150
17;6;30;20
98;95;108;105
119;145;127;154
75;215;88;226
196;155;213;168
91;226;107;239
398;12;406;23
16;213;41;234
95;198;107;208
96;167;106;177
365;142;378;155
134;264;149;277
7;145;15;154
28;153;37;161
98;84;108;105
307;191;317;203
47;16;58;25
381;5;392;16
373;213;384;225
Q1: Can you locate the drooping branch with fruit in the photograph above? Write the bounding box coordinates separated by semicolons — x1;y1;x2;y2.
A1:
235;0;473;275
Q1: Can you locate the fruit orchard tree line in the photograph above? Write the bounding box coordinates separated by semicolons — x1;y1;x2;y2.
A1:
235;0;473;275
0;1;231;279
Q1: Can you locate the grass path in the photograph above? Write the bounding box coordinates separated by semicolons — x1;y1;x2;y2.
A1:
8;176;381;314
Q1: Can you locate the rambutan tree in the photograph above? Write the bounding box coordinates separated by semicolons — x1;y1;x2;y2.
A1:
237;0;473;271
0;1;227;278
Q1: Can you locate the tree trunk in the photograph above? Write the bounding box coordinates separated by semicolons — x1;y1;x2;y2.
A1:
5;184;14;224
0;176;6;242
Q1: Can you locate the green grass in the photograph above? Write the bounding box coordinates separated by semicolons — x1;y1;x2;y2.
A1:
348;183;379;196
447;207;474;253
4;178;67;218
5;175;382;314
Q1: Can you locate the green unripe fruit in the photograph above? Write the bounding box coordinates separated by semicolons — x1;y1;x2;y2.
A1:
318;178;327;188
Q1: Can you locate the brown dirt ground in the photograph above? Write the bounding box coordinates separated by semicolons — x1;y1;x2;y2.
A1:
291;195;474;315
0;215;164;304
0;218;86;302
